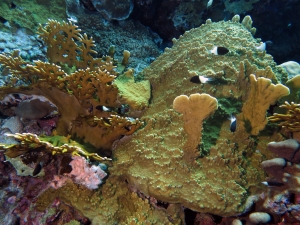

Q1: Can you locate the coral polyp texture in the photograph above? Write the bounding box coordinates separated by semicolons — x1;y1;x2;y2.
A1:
112;15;290;216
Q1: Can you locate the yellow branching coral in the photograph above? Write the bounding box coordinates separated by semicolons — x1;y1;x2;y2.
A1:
37;20;115;71
0;133;111;161
71;115;143;150
37;19;81;66
0;19;144;152
0;51;35;84
29;61;67;89
173;93;218;161
268;101;300;133
241;74;290;135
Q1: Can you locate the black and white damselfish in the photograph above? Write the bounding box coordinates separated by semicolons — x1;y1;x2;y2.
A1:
229;114;237;132
190;75;214;84
210;46;229;55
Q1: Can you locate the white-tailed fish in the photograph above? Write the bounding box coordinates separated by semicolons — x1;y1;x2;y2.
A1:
96;105;113;112
229;114;236;132
190;75;214;84
207;0;213;8
255;42;266;51
261;181;284;187
210;46;229;55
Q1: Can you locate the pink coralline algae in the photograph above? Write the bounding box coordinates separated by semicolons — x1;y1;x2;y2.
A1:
67;156;107;190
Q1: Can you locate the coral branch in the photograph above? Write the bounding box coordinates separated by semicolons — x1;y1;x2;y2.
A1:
268;101;300;132
0;133;111;161
241;74;289;135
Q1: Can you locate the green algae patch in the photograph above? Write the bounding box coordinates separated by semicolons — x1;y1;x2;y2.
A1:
201;98;243;155
0;0;67;32
115;69;151;111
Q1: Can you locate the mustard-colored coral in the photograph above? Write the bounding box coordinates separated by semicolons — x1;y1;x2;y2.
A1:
285;74;300;102
241;74;289;135
114;69;151;111
173;93;218;161
268;101;300;133
36;175;178;224
113;16;287;216
0;133;110;161
37;20;107;70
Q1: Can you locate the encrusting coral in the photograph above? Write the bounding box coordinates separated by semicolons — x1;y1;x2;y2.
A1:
112;15;290;217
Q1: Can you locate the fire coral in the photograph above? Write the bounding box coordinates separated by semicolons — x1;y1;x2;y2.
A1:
0;20;143;154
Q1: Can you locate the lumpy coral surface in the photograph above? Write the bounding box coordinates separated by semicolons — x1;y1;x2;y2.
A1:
112;17;288;216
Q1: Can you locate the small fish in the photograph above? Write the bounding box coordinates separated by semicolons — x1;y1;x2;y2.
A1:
229;114;236;132
0;16;8;24
9;2;17;9
32;162;44;176
96;105;113;112
261;181;284;187
210;46;229;55
255;42;266;51
190;75;214;84
67;16;78;23
207;0;213;8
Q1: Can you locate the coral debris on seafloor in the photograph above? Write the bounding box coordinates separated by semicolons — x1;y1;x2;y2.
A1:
1;12;300;225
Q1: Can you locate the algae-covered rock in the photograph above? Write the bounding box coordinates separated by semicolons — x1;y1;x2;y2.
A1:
112;16;288;216
0;0;67;32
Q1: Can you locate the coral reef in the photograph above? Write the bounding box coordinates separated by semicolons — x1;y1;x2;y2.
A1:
114;69;150;111
1;8;300;223
0;151;92;225
279;61;300;79
0;20;145;153
64;0;161;73
130;0;300;64
0;19;171;224
0;29;45;61
112;15;289;216
237;138;300;224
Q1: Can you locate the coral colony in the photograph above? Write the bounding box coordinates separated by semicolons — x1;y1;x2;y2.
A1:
1;10;300;225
